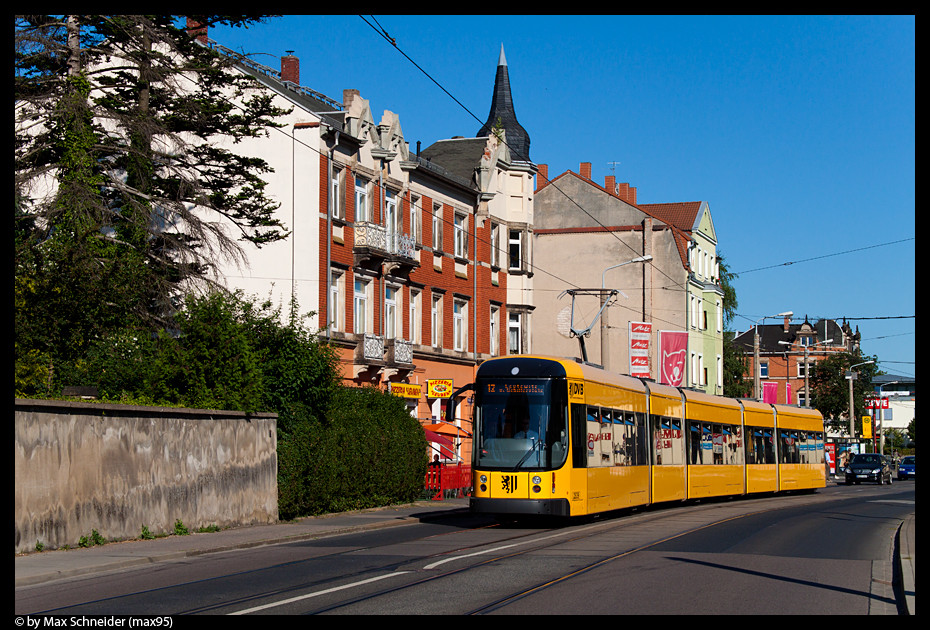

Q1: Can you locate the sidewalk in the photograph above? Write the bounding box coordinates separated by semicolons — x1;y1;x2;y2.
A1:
15;498;470;589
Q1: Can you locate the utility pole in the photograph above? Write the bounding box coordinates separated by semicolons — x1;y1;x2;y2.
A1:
847;359;874;440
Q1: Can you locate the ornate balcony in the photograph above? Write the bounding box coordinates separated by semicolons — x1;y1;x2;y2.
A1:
386;337;414;367
354;333;385;365
353;222;418;273
352;334;416;380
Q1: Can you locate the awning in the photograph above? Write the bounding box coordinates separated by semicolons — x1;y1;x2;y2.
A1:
423;422;472;438
424;429;453;448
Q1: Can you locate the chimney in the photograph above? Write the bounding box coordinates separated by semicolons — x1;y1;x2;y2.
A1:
629;186;636;205
617;182;629;202
186;18;207;44
784;315;791;333
605;175;616;195
281;52;299;84
343;89;360;108
537;164;549;188
580;162;592;180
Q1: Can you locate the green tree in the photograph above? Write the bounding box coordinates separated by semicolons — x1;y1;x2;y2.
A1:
808;352;880;435
716;251;751;397
15;15;291;395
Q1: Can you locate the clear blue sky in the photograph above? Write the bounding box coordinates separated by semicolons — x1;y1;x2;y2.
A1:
205;15;914;377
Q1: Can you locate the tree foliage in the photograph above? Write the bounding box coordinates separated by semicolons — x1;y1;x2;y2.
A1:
808;352;880;435
15;15;291;394
716;251;752;397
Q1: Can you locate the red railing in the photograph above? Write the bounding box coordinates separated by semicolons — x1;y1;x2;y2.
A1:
424;463;472;500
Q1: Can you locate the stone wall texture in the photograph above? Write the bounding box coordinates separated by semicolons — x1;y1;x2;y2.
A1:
15;399;277;554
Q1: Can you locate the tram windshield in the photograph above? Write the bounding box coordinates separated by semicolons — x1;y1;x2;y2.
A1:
474;379;568;470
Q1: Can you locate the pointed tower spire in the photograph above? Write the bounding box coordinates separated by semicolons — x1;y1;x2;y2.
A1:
477;44;531;162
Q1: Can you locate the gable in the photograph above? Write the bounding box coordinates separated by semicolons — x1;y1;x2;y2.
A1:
694;201;716;245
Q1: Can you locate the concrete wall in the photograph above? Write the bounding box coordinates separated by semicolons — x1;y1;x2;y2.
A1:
14;399;277;554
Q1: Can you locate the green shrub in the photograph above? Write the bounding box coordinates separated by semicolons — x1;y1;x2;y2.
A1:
276;388;428;520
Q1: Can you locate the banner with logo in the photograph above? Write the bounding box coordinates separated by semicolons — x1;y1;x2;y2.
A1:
658;331;688;386
629;322;652;379
427;379;454;398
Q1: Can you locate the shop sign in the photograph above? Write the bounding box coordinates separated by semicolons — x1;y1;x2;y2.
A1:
390;382;422;399
427;379;454;398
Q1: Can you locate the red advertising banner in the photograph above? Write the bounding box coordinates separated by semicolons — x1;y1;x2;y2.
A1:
629;322;652;378
658;331;688;386
762;381;777;404
865;397;890;409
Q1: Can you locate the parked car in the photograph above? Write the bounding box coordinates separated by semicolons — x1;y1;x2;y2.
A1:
897;455;915;480
844;453;893;485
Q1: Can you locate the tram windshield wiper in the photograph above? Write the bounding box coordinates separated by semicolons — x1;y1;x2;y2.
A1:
511;439;543;471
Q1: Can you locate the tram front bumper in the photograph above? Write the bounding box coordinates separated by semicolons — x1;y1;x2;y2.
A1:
470;497;571;517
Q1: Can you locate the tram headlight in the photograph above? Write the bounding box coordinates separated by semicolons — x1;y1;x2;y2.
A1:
532;475;542;484
479;474;488;483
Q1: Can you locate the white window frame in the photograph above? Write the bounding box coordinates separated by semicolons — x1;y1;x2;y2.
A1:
432;202;443;251
431;293;442;348
453;212;468;259
354;277;370;334
453;299;467;352
331;167;345;219
508;312;522;354
409;289;421;344
385;284;399;339
355;176;370;223
410;194;421;245
329;270;344;332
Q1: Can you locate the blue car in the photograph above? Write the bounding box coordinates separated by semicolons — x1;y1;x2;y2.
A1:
898;455;915;480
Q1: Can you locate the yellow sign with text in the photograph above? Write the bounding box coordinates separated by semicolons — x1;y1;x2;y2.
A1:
390;383;422;399
427;379;454;398
862;416;872;439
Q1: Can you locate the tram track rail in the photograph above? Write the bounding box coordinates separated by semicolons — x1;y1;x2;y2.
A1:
264;492;831;615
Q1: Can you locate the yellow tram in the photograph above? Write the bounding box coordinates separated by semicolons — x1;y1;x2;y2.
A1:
466;355;825;518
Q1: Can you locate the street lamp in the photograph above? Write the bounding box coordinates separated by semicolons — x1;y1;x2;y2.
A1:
599;255;653;371
778;338;833;406
846;359;875;439
753;311;793;399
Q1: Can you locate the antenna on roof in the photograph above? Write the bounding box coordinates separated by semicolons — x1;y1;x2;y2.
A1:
608;161;621;175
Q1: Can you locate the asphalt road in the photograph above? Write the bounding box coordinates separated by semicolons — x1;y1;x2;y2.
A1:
15;482;913;616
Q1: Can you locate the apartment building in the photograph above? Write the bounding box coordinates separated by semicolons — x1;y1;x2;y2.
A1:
533;163;725;394
198;28;536;462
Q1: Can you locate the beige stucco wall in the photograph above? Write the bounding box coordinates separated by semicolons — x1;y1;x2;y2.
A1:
532;227;685;375
14;399;277;554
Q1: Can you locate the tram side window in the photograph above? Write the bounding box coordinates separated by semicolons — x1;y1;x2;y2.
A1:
634;412;647;465
689;421;741;465
611;410;645;467
653;417;684;465
586;407;603;467
813;431;824;465
723;424;743;465
613;411;630;466
746;428;775;465
598;408;613;466
779;429;800;464
688;420;706;464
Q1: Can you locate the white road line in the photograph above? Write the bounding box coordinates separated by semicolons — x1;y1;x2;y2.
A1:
228;572;411;615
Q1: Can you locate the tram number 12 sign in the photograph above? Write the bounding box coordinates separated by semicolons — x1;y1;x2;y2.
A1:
629;322;652;379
